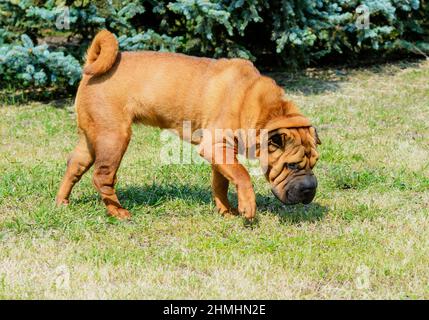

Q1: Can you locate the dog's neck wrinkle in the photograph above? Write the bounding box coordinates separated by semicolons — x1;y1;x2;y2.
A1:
239;79;302;131
239;78;276;130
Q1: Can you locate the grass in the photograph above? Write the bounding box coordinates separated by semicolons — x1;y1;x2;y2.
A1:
0;60;429;299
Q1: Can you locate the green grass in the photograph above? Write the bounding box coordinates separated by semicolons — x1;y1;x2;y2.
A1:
1;60;429;299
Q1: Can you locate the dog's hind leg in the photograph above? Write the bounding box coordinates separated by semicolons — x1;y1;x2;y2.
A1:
91;128;131;220
56;133;95;205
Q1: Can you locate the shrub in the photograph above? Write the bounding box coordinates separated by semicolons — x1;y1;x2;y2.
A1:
0;34;81;89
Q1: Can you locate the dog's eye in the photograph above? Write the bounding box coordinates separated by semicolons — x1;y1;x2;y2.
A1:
287;162;299;170
269;134;283;148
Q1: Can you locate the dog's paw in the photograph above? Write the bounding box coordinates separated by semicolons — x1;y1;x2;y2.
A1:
55;198;69;206
217;207;239;217
108;207;132;220
238;202;256;221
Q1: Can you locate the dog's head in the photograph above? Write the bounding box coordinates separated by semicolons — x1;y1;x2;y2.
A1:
253;87;321;205
262;122;320;205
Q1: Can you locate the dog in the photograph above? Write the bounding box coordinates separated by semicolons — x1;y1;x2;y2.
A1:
56;30;321;220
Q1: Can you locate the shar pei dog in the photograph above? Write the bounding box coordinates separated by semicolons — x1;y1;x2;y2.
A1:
56;30;321;220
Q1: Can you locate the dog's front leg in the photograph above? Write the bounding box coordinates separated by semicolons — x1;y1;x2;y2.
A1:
200;140;256;220
211;163;256;220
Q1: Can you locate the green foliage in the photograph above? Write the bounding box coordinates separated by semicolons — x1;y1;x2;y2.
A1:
0;34;81;88
0;0;428;92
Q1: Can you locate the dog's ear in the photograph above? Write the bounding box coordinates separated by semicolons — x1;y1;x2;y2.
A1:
313;126;321;145
265;115;311;132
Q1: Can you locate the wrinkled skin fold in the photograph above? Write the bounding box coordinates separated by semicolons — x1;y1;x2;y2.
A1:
262;126;321;205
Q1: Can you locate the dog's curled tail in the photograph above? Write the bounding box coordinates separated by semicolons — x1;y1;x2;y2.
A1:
83;30;118;76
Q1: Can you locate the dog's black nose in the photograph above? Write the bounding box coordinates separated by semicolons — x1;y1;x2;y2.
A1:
272;173;318;205
299;175;317;192
298;175;317;204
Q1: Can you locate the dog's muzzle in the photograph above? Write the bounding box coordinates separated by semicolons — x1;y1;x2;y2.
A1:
272;173;317;205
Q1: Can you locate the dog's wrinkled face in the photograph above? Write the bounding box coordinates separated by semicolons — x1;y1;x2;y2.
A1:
263;126;321;205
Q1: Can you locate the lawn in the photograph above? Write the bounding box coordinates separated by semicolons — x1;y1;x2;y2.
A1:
0;60;428;299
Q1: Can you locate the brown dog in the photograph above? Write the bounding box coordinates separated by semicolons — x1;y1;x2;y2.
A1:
56;30;320;220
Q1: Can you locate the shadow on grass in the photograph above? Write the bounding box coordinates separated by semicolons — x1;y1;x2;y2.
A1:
118;184;213;207
0;87;73;106
267;69;347;95
76;183;328;224
267;59;424;96
256;194;329;224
